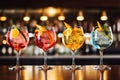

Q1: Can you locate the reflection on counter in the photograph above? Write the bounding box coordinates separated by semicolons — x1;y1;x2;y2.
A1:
0;65;120;80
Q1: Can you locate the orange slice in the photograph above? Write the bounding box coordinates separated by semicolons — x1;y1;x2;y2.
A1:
35;24;47;35
35;29;40;32
36;24;47;31
11;28;19;38
35;29;44;36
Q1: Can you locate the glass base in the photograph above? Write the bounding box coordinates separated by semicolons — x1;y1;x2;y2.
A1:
8;65;25;71
36;65;53;71
64;65;83;71
93;65;111;71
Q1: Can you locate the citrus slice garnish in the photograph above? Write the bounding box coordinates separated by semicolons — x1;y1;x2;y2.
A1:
96;21;103;30
63;28;72;36
63;22;72;29
36;24;47;31
73;27;84;36
35;29;43;36
11;28;19;38
63;22;72;36
35;24;47;35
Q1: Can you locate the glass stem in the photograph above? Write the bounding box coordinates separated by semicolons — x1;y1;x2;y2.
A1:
43;51;47;80
71;51;75;80
43;51;47;65
71;51;75;65
100;49;103;65
99;49;104;80
16;50;20;66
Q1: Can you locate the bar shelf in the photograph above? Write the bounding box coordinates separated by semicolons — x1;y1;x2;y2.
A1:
0;55;120;65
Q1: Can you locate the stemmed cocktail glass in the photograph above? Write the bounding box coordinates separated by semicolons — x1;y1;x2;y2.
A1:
6;25;29;71
34;24;57;80
62;22;85;80
90;21;113;80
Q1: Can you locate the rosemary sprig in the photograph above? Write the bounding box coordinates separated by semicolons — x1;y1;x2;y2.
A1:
96;22;111;39
102;23;110;35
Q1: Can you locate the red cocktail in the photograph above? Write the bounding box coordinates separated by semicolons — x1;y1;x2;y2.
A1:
34;24;57;80
6;26;29;71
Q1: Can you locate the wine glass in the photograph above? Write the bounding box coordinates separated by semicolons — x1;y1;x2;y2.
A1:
62;22;85;80
6;25;29;71
90;21;113;80
34;24;57;80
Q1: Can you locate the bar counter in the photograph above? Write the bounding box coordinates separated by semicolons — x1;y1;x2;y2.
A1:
0;55;120;65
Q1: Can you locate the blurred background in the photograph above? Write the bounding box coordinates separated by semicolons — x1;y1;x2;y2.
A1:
0;0;120;80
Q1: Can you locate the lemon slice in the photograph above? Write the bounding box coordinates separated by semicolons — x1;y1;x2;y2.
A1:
73;27;83;33
63;22;72;29
11;28;19;38
63;22;73;36
96;21;102;30
63;28;72;36
73;27;84;36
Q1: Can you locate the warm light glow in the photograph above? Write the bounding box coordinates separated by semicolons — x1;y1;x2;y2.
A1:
104;70;109;80
85;66;99;80
100;11;108;21
0;16;7;21
85;33;91;45
77;11;84;21
2;47;6;54
2;40;7;44
58;15;65;21
8;47;12;55
47;7;57;17
48;66;63;80
23;16;30;21
29;33;34;38
76;67;85;80
22;66;33;80
100;16;108;21
44;7;61;17
40;15;48;21
77;16;84;21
